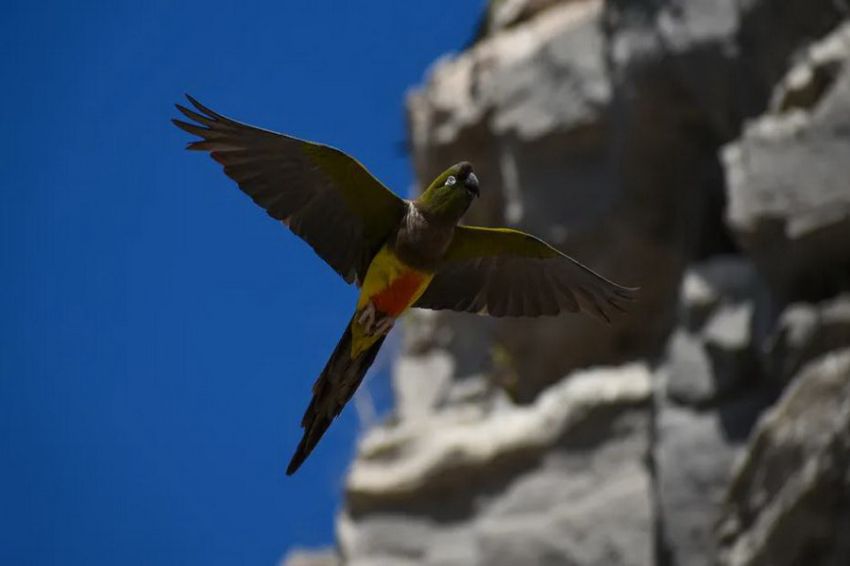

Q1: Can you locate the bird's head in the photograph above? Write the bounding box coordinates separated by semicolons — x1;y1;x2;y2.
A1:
415;162;479;224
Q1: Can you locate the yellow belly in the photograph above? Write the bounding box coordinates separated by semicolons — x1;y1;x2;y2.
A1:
351;246;433;357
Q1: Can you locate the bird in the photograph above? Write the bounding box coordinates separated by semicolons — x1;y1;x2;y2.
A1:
172;94;637;475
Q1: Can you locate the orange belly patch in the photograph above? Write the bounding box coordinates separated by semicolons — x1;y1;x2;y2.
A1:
371;271;427;317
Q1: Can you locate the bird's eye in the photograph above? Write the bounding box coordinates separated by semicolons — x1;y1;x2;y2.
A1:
445;175;457;187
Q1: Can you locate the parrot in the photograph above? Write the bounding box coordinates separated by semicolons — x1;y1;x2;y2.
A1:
172;95;637;475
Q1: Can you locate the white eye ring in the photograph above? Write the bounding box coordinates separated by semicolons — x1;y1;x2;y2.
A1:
446;175;457;187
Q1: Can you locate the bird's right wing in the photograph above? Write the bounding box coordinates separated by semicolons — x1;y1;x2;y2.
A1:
172;95;407;286
414;226;637;321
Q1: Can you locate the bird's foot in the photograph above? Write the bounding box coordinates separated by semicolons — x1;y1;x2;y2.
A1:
357;302;395;337
357;302;376;330
373;315;395;336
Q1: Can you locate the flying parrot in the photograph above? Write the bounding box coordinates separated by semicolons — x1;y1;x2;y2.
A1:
172;95;636;475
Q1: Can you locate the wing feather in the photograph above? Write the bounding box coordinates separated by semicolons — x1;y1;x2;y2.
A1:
173;94;407;285
415;226;637;320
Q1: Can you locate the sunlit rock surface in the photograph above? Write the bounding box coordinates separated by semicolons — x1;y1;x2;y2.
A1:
408;0;678;402
281;548;339;566
724;21;850;301
717;350;850;566
340;364;653;566
288;1;850;565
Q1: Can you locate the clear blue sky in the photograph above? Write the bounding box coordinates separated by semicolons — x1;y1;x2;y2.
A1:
0;1;483;564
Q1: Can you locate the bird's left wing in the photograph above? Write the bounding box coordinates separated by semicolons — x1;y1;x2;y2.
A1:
414;226;637;320
172;95;407;285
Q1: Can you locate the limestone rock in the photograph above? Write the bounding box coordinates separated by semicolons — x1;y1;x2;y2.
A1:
347;363;651;507
665;257;760;406
280;548;339;566
665;329;717;405
409;0;683;399
326;3;850;566
654;394;769;566
391;350;455;422
680;257;759;332
724;22;850;300
717;350;850;566
339;364;654;566
763;294;850;387
654;256;771;565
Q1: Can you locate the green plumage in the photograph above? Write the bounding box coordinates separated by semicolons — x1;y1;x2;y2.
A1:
173;95;637;474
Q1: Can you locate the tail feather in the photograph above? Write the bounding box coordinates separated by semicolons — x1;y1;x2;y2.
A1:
286;318;386;475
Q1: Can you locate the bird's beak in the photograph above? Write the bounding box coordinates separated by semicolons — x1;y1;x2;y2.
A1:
465;172;480;197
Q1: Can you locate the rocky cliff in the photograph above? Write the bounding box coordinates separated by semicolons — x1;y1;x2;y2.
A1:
285;1;850;565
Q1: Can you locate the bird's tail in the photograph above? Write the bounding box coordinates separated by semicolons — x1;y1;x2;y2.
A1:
286;316;386;475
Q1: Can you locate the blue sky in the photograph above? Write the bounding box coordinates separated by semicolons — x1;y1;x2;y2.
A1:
0;1;483;563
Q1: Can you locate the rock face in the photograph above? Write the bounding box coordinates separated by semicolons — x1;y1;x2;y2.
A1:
287;1;850;565
340;365;654;566
663;256;761;406
724;21;850;301
717;350;850;566
280;548;339;566
653;256;773;566
408;0;683;402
